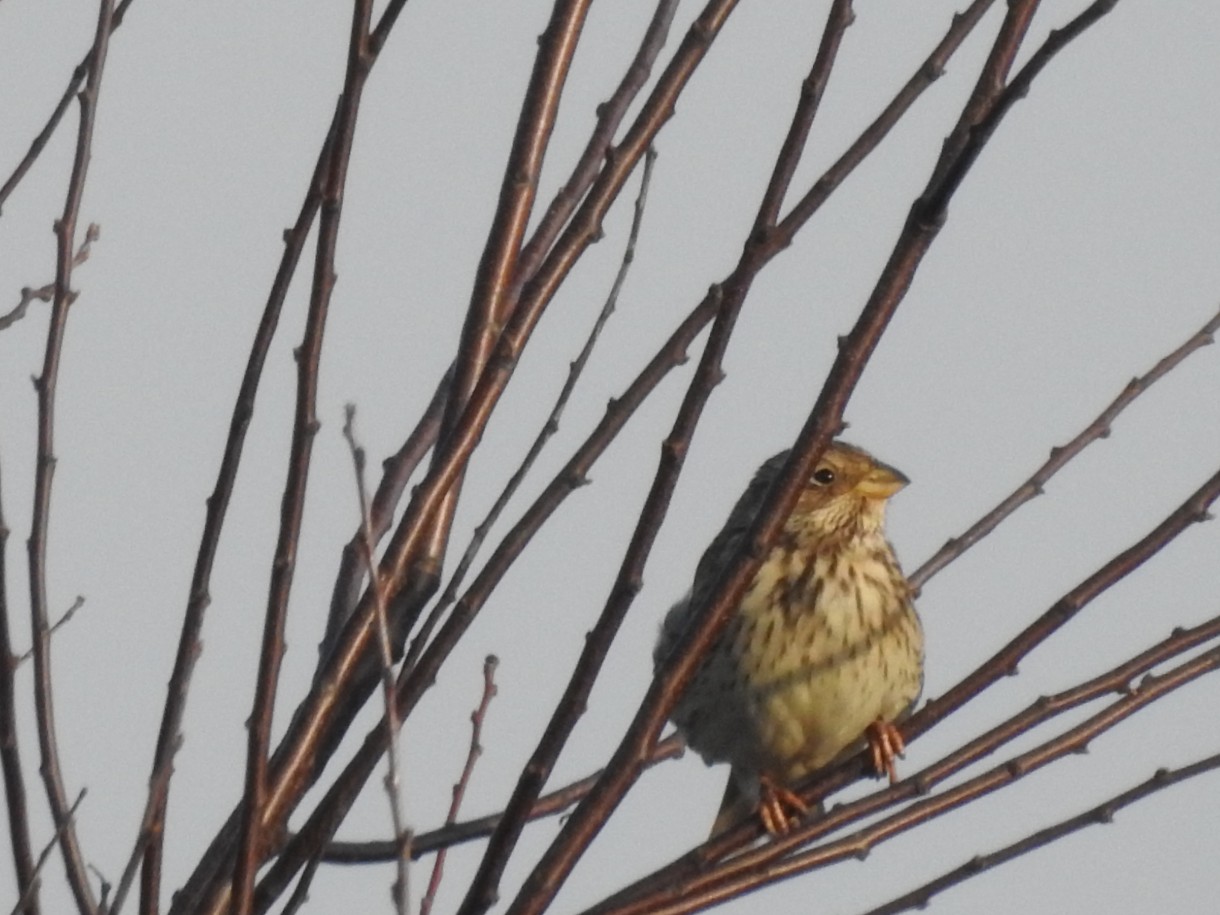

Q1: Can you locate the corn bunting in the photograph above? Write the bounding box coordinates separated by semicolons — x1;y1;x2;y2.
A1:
655;442;924;835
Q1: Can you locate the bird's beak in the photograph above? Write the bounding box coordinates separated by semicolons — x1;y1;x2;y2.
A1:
857;461;909;500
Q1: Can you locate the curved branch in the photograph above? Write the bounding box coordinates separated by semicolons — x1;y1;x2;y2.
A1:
27;3;116;912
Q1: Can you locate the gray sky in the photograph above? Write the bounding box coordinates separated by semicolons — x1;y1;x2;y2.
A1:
2;1;1218;913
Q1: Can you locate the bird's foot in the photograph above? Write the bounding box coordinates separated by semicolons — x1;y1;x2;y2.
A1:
866;719;906;784
757;775;809;836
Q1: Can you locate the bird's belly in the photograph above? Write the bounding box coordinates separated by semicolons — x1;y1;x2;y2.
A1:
750;637;918;781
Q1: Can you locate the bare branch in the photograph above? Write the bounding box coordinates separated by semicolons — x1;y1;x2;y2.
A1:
620;647;1220;915
15;597;85;664
137;107;341;911
0;225;100;332
860;750;1220;915
911;302;1220;589
342;406;411;915
420;655;499;915
514;0;678;289
0;1;134;211
27;2;116;910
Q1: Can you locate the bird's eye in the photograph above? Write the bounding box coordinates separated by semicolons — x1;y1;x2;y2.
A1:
812;467;835;485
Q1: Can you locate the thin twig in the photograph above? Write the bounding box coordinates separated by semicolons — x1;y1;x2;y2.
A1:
27;3;115;912
15;597;85;664
420;655;499;915
343;407;411;914
0;0;135;211
0;225;100;332
911;301;1220;590
157;1;424;911
859;750;1220;915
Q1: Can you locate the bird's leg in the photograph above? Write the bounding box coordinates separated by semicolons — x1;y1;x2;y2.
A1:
757;774;809;835
866;719;906;783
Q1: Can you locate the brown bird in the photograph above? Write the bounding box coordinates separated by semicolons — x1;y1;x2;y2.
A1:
655;442;924;836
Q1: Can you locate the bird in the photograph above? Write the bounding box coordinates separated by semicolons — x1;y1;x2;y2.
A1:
654;442;924;836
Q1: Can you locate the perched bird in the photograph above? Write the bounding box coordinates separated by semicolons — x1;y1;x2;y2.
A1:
654;442;924;836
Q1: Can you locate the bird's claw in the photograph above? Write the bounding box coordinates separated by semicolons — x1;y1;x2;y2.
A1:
866;719;906;784
758;775;809;835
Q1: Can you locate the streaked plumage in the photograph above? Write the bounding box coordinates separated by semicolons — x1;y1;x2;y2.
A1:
655;442;924;835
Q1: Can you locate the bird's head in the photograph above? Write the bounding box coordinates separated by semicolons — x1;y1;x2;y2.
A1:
787;441;908;540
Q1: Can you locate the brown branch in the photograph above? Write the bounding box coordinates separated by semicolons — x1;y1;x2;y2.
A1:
27;3;115;912
420;0;595;641
0;455;38;914
420;655;499;915
317;735;684;865
229;6;374;915
0;224;100;332
911;301;1220;590
404;146;658;676
514;0;679;290
0;0;134;212
861;750;1220;915
775;0;995;238
321;365;452;671
187;4;740;908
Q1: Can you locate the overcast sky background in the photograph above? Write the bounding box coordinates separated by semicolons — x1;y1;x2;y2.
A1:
2;1;1219;913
